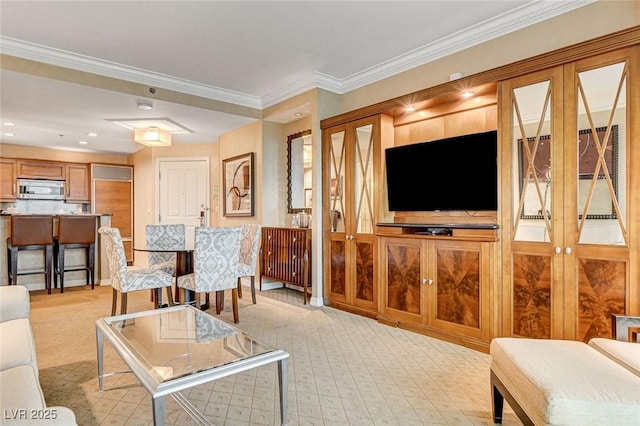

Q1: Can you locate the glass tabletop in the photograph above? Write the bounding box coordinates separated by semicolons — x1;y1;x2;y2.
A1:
100;305;276;383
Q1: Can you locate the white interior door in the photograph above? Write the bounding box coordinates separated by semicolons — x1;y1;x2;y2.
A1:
158;158;210;248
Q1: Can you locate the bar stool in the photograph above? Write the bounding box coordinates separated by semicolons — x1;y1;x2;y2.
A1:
54;215;96;293
7;215;54;293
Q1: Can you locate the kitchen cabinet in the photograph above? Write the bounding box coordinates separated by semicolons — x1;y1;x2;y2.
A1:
378;232;493;349
322;114;393;317
260;227;312;303
0;159;17;201
16;160;65;180
65;163;90;202
500;48;639;341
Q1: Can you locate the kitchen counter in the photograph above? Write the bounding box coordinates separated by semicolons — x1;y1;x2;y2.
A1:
0;214;112;290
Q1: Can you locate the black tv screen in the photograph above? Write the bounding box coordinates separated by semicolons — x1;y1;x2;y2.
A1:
385;130;498;211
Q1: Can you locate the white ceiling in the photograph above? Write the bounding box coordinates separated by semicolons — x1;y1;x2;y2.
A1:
0;1;594;155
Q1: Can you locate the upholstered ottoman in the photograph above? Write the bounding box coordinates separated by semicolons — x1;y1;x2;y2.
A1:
490;338;640;425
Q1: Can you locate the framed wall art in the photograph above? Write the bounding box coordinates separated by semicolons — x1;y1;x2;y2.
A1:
223;152;254;217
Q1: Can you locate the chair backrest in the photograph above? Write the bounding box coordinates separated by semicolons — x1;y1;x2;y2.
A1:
239;224;261;269
10;215;53;246
145;224;185;266
98;227;128;291
193;226;241;293
57;215;96;245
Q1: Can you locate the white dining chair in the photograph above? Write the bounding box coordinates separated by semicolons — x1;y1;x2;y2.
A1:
99;227;174;315
236;224;261;304
177;226;242;323
145;224;186;275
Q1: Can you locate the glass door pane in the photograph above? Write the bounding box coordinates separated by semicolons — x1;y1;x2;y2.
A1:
354;124;374;235
329;130;346;233
513;80;553;243
575;61;627;245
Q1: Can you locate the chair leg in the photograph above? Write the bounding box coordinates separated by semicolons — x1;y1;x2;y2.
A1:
53;242;59;289
231;288;239;323
250;276;256;304
45;245;53;294
165;286;174;307
120;292;128;315
237;277;243;299
154;288;162;309
58;245;65;293
111;288;118;316
88;243;95;290
215;291;223;314
9;246;18;286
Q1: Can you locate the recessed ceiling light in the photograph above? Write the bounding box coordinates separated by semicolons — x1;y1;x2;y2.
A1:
87;132;98;137
461;91;475;98
137;101;153;110
3;122;15;126
4;132;15;137
406;105;416;112
294;112;303;117
79;141;88;145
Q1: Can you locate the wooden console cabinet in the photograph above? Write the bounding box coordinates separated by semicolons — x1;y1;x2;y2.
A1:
377;224;497;351
260;227;312;303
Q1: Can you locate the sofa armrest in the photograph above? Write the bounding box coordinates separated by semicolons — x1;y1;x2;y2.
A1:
612;314;640;342
0;286;30;323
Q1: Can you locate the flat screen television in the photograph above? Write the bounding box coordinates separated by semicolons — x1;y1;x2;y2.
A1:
385;130;498;212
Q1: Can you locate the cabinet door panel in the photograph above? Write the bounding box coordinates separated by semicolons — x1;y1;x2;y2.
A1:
329;239;347;298
382;238;423;322
353;238;375;308
511;252;552;339
435;247;480;328
577;255;626;341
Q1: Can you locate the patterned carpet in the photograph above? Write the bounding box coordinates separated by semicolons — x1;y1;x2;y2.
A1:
28;284;520;425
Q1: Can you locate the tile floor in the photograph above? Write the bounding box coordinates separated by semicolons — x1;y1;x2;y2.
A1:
28;284;520;425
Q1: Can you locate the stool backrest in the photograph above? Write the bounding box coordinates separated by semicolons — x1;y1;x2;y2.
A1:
57;216;96;245
10;215;53;246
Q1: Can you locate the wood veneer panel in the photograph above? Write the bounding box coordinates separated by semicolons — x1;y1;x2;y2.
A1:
330;240;346;296
386;243;421;314
512;253;552;339
435;247;480;328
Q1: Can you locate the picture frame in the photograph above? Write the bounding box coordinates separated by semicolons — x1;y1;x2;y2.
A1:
518;125;618;220
223;152;254;217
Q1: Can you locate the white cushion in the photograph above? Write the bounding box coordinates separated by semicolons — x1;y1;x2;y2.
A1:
491;338;640;426
0;319;37;372
0;286;30;322
0;365;46;410
589;338;640;376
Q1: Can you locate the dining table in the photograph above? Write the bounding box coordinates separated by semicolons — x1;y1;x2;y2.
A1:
133;247;196;305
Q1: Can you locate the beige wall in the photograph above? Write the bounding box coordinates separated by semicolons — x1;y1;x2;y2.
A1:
219;121;265;227
339;1;640;113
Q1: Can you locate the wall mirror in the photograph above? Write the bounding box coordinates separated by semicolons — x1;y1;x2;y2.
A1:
287;130;312;213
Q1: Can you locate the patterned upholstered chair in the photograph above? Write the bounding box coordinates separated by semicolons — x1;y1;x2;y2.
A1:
99;227;174;315
236;224;261;304
145;224;186;275
177;226;242;323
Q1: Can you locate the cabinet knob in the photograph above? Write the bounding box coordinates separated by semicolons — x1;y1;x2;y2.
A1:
292;254;297;260
293;237;298;242
268;251;272;256
554;246;562;254
423;278;433;285
565;247;572;255
268;235;272;240
292;272;297;276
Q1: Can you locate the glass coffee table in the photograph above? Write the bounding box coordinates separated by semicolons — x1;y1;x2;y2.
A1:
96;305;289;425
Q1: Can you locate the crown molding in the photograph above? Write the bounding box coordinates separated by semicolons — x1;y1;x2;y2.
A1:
0;36;263;109
339;0;597;93
1;0;594;110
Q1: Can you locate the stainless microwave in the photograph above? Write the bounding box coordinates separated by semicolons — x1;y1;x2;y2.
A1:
17;179;65;200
